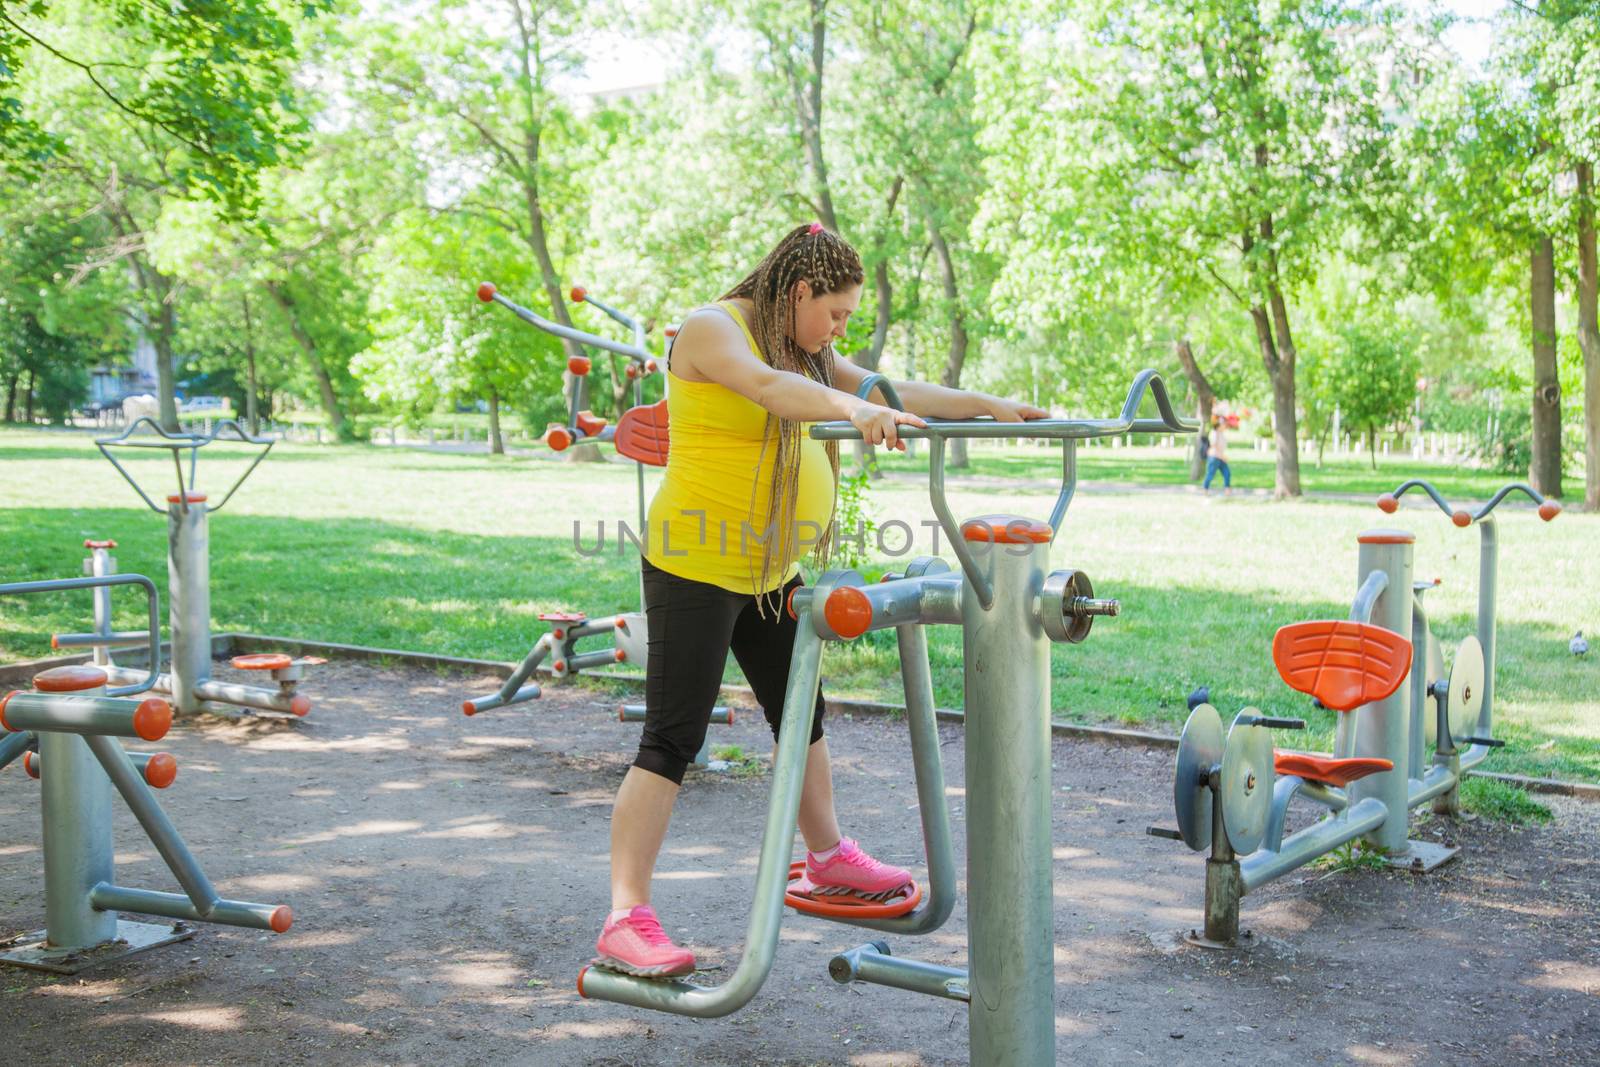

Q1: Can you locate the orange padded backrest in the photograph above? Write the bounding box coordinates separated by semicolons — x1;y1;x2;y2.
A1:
1271;620;1412;713
614;400;669;468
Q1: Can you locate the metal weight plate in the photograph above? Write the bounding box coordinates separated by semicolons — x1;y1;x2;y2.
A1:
1447;635;1486;744
1422;632;1447;746
1220;710;1275;856
1173;703;1223;851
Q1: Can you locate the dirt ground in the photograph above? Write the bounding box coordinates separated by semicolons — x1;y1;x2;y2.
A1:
1;659;1596;1066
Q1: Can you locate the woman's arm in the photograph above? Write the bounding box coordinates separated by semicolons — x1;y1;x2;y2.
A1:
673;310;926;446
831;355;1048;422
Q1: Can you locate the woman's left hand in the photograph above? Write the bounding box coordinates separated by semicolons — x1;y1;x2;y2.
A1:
980;396;1050;423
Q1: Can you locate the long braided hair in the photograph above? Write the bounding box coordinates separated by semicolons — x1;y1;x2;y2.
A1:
720;223;864;606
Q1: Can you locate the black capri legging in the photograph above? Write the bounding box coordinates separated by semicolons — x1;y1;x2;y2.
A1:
634;557;826;785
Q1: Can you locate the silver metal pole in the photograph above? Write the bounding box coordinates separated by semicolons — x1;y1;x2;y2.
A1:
190;678;307;716
88;885;290;933
0;730;33;771
808;622;957;937
84;734;221;915
1240;798;1388;892
51;631;150;650
1352;532;1414;855
577;612;825;1016
87;546;116;668
829;942;968;1002
2;693;170;740
964;536;1054;1066
1476;517;1498;738
168;497;211;717
39;680;118;949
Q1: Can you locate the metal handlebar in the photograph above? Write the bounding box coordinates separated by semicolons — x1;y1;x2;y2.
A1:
476;282;650;364
95;417;274;515
571;287;648;362
854;373;905;412
0;574;162;696
813;370;1196;609
1378;479;1563;526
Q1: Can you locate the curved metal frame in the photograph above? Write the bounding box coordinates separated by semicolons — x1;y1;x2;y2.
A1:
0;574;162;696
95;417;274;515
814;369;1195;608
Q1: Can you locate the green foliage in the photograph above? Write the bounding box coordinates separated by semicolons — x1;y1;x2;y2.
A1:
1;0;326;216
831;469;876;570
1460;777;1554;825
1315;840;1389;875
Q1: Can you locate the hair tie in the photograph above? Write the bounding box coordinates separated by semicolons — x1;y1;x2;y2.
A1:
808;221;824;235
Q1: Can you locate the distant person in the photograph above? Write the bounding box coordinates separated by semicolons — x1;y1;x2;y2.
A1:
1203;415;1232;494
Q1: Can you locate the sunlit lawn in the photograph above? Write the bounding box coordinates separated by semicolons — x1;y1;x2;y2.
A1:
3;425;1595;783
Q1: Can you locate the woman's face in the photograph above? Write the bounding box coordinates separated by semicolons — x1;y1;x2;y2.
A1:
791;281;861;354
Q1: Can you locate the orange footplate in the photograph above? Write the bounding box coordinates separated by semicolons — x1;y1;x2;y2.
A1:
784;862;921;920
1273;752;1394;788
1271;620;1412;712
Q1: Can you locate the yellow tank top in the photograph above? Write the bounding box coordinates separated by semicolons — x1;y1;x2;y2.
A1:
644;301;836;595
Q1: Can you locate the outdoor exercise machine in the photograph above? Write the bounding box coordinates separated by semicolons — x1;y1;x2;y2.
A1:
1151;478;1561;946
465;283;732;764
69;419;319;717
1;573;291;973
578;370;1197;1067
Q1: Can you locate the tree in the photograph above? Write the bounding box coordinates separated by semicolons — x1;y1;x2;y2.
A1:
356;0;616;458
0;0;322;217
975;0;1405;497
1326;323;1422;469
3;0;321;429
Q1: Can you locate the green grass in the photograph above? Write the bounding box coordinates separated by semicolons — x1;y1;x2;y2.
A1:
2;425;1595;784
870;438;1545;499
1460;778;1554;824
1314;841;1390;873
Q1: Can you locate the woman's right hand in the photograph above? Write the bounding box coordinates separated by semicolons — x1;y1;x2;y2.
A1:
849;400;927;450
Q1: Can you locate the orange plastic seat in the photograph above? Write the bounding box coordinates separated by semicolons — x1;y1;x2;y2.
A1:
538;611;586;623
614;400;669;468
1271;620;1412;712
1273;752;1394;788
575;410;609;439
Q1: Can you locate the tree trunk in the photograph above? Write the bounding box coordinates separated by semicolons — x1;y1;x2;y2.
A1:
1529;236;1563;497
1173;337;1215;481
798;0;839;232
1367;426;1378;471
1577;162;1599;511
151;277;180;432
488;388;504;455
1250;302;1302;497
242;293;260;436
4;369;17;422
930;220;970;469
265;281;349;440
24;368;36;423
522;183;602;463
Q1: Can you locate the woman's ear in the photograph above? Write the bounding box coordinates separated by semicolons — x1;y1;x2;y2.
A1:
792;279;813;304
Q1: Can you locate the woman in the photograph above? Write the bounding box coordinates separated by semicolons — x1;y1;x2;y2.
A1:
595;222;1046;978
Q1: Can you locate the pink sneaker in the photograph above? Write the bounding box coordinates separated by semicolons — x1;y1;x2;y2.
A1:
804;838;914;902
592;905;696;978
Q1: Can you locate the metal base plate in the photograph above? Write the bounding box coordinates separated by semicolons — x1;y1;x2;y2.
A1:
0;919;194;974
1182;927;1253;950
1385;839;1461;873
